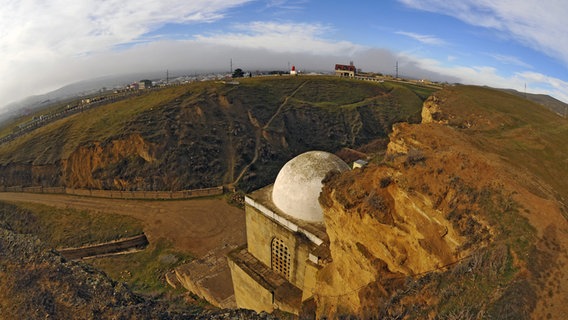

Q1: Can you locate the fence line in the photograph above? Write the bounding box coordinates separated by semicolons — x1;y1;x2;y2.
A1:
0;185;223;200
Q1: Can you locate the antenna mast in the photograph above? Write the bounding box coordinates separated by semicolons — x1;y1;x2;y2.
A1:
395;61;399;78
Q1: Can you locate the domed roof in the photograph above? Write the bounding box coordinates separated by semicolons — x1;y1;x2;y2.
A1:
272;151;350;222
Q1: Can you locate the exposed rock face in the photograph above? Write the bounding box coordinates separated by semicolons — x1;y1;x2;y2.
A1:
420;95;446;124
315;88;568;319
316;124;484;317
63;134;156;190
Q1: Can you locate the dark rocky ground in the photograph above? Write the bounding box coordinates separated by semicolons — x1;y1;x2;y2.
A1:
0;225;278;320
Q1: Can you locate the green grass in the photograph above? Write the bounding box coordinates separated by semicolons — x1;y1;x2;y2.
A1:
0;200;191;296
0;85;190;163
437;85;568;212
0;98;78;138
89;238;193;296
292;77;384;107
0;201;143;248
0;76;436;166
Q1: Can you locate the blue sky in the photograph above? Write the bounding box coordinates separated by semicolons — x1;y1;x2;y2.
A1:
1;0;568;109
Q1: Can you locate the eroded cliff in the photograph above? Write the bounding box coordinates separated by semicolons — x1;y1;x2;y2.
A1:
63;133;156;189
316;87;568;319
0;77;428;191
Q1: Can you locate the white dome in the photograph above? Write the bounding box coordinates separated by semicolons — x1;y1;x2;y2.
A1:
272;151;350;222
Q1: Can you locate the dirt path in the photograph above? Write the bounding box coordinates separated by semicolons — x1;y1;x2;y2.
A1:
0;192;246;258
232;80;309;185
263;80;308;130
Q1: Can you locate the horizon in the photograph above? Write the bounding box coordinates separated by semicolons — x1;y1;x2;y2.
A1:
2;0;568;109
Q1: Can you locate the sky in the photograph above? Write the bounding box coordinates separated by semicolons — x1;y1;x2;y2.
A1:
2;0;568;112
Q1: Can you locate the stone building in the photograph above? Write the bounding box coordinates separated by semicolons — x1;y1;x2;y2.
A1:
228;151;350;315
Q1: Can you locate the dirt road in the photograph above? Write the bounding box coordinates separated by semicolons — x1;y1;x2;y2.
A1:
0;192;246;258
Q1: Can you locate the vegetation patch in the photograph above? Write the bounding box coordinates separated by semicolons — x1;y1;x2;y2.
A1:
0;201;143;248
89;239;193;296
0;200;191;296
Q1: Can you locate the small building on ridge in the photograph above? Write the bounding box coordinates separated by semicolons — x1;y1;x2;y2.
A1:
335;63;356;77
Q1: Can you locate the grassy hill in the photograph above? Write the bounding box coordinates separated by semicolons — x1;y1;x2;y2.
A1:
0;76;436;192
499;88;568;116
430;85;568;210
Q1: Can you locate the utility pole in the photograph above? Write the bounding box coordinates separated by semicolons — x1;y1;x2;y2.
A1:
166;70;169;84
230;58;233;74
395;61;399;79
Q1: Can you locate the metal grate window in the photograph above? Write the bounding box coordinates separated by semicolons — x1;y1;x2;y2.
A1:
271;237;290;279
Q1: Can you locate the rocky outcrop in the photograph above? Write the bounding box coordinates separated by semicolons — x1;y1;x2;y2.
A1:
315;129;481;317
62;134;156;190
420;95;446;124
315;89;568;319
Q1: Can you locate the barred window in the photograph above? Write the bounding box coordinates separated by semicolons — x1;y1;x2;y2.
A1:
271;237;290;279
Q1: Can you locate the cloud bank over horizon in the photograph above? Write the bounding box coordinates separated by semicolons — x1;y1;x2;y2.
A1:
1;0;568;110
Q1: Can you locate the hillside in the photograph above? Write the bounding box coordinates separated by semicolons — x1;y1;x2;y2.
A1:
315;85;568;319
1;80;568;318
0;76;434;192
499;88;568;117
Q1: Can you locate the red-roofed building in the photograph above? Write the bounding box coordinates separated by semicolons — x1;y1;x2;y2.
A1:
335;63;356;77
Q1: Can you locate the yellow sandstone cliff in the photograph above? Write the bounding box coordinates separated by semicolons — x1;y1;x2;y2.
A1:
315;90;568;319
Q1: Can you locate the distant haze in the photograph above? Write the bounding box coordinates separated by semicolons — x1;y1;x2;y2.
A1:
2;0;568;114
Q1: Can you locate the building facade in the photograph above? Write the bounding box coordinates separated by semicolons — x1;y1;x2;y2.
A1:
228;151;350;315
335;64;356;77
139;79;152;90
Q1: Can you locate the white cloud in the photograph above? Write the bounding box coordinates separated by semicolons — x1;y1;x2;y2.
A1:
487;53;532;69
399;52;568;103
195;21;363;55
265;0;307;10
2;0;567;112
0;0;253;105
398;0;568;67
395;31;446;46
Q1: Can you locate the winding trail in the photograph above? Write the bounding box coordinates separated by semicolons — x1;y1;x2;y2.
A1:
232;80;309;185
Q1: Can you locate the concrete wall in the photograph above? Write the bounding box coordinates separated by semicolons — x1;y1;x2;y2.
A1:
245;204;313;291
335;70;355;77
228;258;274;313
0;185;223;200
58;234;148;260
302;261;319;301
